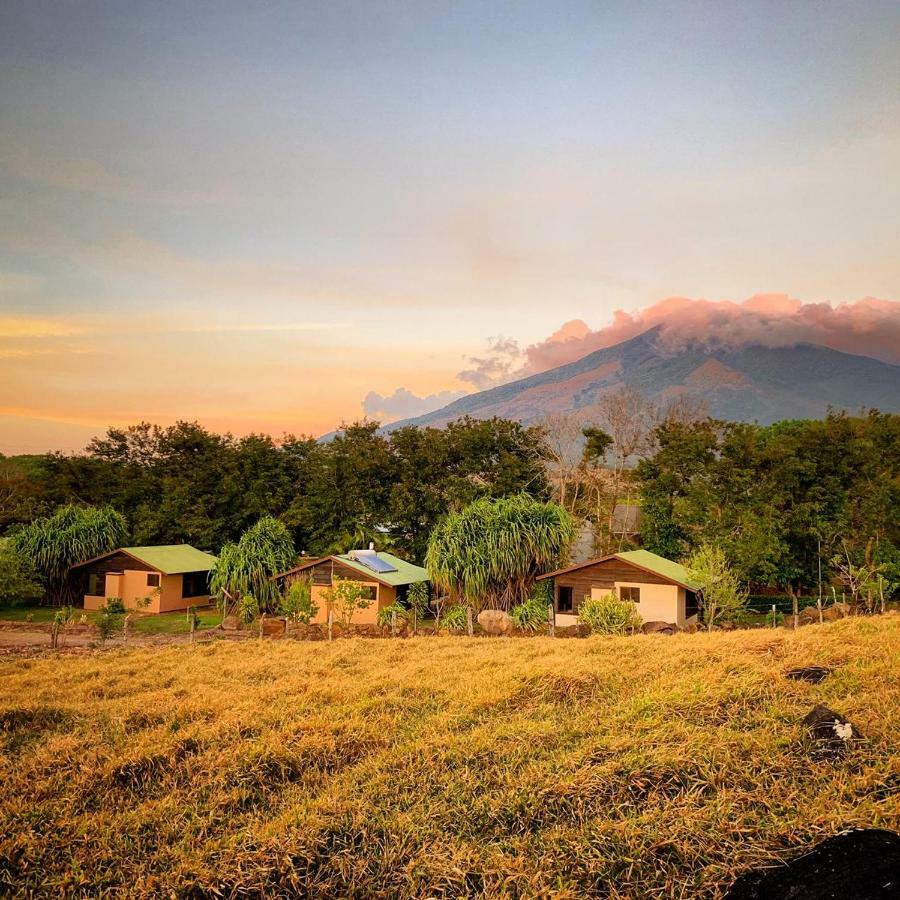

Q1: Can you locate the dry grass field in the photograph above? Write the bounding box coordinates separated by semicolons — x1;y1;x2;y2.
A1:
1;618;898;898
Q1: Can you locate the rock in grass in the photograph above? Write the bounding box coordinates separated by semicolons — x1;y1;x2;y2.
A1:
785;666;832;683
477;609;514;636
725;828;900;899
221;615;240;631
641;621;676;635
803;704;860;760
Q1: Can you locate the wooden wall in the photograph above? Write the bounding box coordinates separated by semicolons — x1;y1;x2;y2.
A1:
549;558;678;614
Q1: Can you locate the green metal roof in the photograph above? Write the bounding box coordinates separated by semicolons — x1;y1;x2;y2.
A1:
123;545;217;575
335;551;429;587
616;549;698;590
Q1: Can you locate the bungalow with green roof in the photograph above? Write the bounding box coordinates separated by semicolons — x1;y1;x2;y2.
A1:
70;545;217;613
537;549;700;628
274;547;429;626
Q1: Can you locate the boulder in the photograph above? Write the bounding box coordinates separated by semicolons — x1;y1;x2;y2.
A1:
477;609;515;636
725;828;900;899
260;617;286;637
221;615;241;631
642;621;676;635
803;704;860;760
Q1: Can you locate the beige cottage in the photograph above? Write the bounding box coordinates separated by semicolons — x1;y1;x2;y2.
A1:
274;549;429;626
537;549;700;628
71;545;216;613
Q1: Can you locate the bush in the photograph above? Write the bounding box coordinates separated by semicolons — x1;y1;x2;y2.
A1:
96;599;125;643
510;596;549;632
442;605;469;633
238;594;259;624
280;579;318;624
579;592;642;635
376;603;408;630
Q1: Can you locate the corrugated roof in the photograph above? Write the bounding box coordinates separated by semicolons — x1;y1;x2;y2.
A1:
123;545;217;575
615;549;698;590
537;548;698;590
335;551;429;587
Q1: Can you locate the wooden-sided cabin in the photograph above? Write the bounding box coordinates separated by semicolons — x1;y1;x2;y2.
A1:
537;549;700;628
70;545;217;613
274;548;428;626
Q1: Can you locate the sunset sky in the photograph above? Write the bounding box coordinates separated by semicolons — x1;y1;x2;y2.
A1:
1;1;898;453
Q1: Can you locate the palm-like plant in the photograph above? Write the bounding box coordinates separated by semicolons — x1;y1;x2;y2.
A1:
210;516;295;615
426;494;574;611
11;505;127;605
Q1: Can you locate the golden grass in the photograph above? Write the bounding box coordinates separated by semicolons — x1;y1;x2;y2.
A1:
1;618;898;898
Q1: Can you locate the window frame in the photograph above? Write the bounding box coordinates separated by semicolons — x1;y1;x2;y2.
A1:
557;585;574;613
618;586;641;604
146;573;160;588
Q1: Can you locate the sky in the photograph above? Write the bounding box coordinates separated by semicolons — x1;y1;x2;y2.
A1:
1;1;898;453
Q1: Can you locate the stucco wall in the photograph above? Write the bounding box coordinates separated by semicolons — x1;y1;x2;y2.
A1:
309;581;396;625
614;580;682;626
83;570;211;613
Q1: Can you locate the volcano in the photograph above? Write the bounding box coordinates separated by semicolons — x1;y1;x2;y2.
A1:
389;327;900;429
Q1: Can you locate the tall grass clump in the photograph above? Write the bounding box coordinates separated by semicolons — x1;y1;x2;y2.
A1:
426;494;574;610
10;504;126;605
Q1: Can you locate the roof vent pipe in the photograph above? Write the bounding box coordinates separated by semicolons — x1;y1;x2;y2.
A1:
369;541;375;551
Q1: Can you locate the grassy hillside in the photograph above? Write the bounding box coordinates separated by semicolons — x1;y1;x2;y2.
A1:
1;619;898;897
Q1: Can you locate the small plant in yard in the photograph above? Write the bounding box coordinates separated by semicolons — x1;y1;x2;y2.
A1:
279;579;319;625
322;578;373;629
96;598;125;643
406;581;429;634
376;603;408;631
238;594;260;624
510;595;549;632
579;592;642;635
441;604;469;633
52;605;75;627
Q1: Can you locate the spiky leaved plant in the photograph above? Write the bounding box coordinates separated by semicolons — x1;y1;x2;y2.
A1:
426;494;574;612
210;516;295;615
11;505;127;605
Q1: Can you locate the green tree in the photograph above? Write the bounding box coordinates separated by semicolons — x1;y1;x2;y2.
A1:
210;516;295;615
11;504;126;605
685;544;747;630
426;494;575;611
323;578;373;629
0;538;43;606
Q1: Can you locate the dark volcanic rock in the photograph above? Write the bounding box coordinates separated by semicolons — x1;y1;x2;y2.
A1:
785;666;832;683
725;828;900;899
641;621;676;635
803;704;860;760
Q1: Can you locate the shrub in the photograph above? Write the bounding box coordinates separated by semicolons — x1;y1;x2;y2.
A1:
406;581;429;633
238;594;259;624
579;592;642;635
0;539;43;607
376;603;408;630
96;598;125;643
441;605;469;633
510;596;549;633
280;579;318;625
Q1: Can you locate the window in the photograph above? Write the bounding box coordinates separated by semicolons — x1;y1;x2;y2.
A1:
147;573;160;588
87;573;104;596
182;571;209;598
685;591;699;618
619;586;641;603
557;585;573;613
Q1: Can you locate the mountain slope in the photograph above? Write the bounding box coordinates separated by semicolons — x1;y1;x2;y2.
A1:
390;327;900;429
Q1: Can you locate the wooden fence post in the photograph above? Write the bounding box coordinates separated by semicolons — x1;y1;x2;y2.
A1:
50;621;59;651
771;604;777;629
190;612;196;643
123;613;132;644
259;613;266;640
327;608;333;641
391;609;397;637
548;603;555;637
466;606;473;637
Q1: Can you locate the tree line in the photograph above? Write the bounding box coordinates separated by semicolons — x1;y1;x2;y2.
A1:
1;402;897;607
